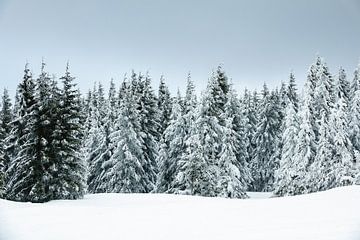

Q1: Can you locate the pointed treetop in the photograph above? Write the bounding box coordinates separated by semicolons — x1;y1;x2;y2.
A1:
41;57;46;73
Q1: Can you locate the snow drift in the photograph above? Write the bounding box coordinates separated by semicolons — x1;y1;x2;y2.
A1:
1;186;360;240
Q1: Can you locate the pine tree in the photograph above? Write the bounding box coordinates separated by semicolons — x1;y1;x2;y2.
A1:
242;89;258;189
105;85;151;193
87;119;112;193
5;64;37;201
310;112;334;192
335;67;350;107
28;62;57;202
217;117;247;198
349;89;360;158
287;72;299;112
330;93;354;187
175;79;223;196
157;75;172;137
350;63;360;101
137;74;159;189
251;84;281;191
313;58;334;137
291;85;316;195
217;88;249;198
108;78;118;124
274;101;299;196
50;63;86;199
156;99;185;193
208;65;230;125
0;89;12;197
156;76;197;193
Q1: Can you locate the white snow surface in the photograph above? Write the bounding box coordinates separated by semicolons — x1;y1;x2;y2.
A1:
1;186;360;240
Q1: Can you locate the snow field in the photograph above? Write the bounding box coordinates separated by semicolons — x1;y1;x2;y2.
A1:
1;186;360;240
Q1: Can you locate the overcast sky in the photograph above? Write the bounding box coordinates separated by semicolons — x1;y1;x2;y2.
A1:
0;0;359;95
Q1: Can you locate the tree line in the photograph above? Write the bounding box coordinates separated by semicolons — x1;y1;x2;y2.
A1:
0;57;359;202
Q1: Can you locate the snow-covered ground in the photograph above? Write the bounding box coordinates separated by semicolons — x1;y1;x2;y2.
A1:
1;186;360;240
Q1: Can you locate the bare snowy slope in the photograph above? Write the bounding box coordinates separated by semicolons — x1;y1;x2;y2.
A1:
1;186;360;240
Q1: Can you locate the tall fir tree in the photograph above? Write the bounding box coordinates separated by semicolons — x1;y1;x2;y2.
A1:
0;89;12;197
329;90;354;187
156;75;197;193
136;74;159;188
5;64;38;201
287;72;299;112
251;84;281;191
105;84;151;193
157;75;172;138
310;112;334;192
50;63;86;199
156;98;185;193
291;85;316;195
335;67;350;107
175;78;223;196
274;101;299;196
217;87;250;198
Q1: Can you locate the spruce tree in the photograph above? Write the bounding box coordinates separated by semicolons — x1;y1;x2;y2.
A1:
349;89;360;159
137;74;159;189
274;101;299;196
335;67;350;107
217;88;249;198
242;89;258;189
251;84;281;191
157;76;197;193
157;75;172;137
330;81;355;187
0;89;12;197
287;72;299;112
5;64;37;201
50;64;86;199
310;112;334;192
105;84;151;193
156;99;185;193
175;79;223;196
291;85;316;195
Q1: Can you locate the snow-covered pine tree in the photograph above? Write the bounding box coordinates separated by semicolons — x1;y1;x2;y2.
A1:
291;84;316;195
217;87;250;198
156;75;197;193
217;117;248;198
0;89;12;197
28;62;58;202
274;101;299;196
313;58;334;136
310;112;334;192
5;64;37;202
136;74;159;189
329;90;354;187
50;63;86;199
241;89;258;190
251;84;281;192
156;98;185;193
279;82;288;118
335;67;350;107
349;89;360;160
287;72;299;112
87;119;112;193
157;75;172;137
105;83;151;193
175;78;223;196
350;63;360;102
207;65;230;125
83;86;103;184
108;78;118;124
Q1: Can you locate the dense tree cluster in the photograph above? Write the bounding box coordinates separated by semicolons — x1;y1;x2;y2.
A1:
0;57;359;202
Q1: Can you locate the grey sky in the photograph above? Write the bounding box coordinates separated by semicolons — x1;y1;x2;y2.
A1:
0;0;359;95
